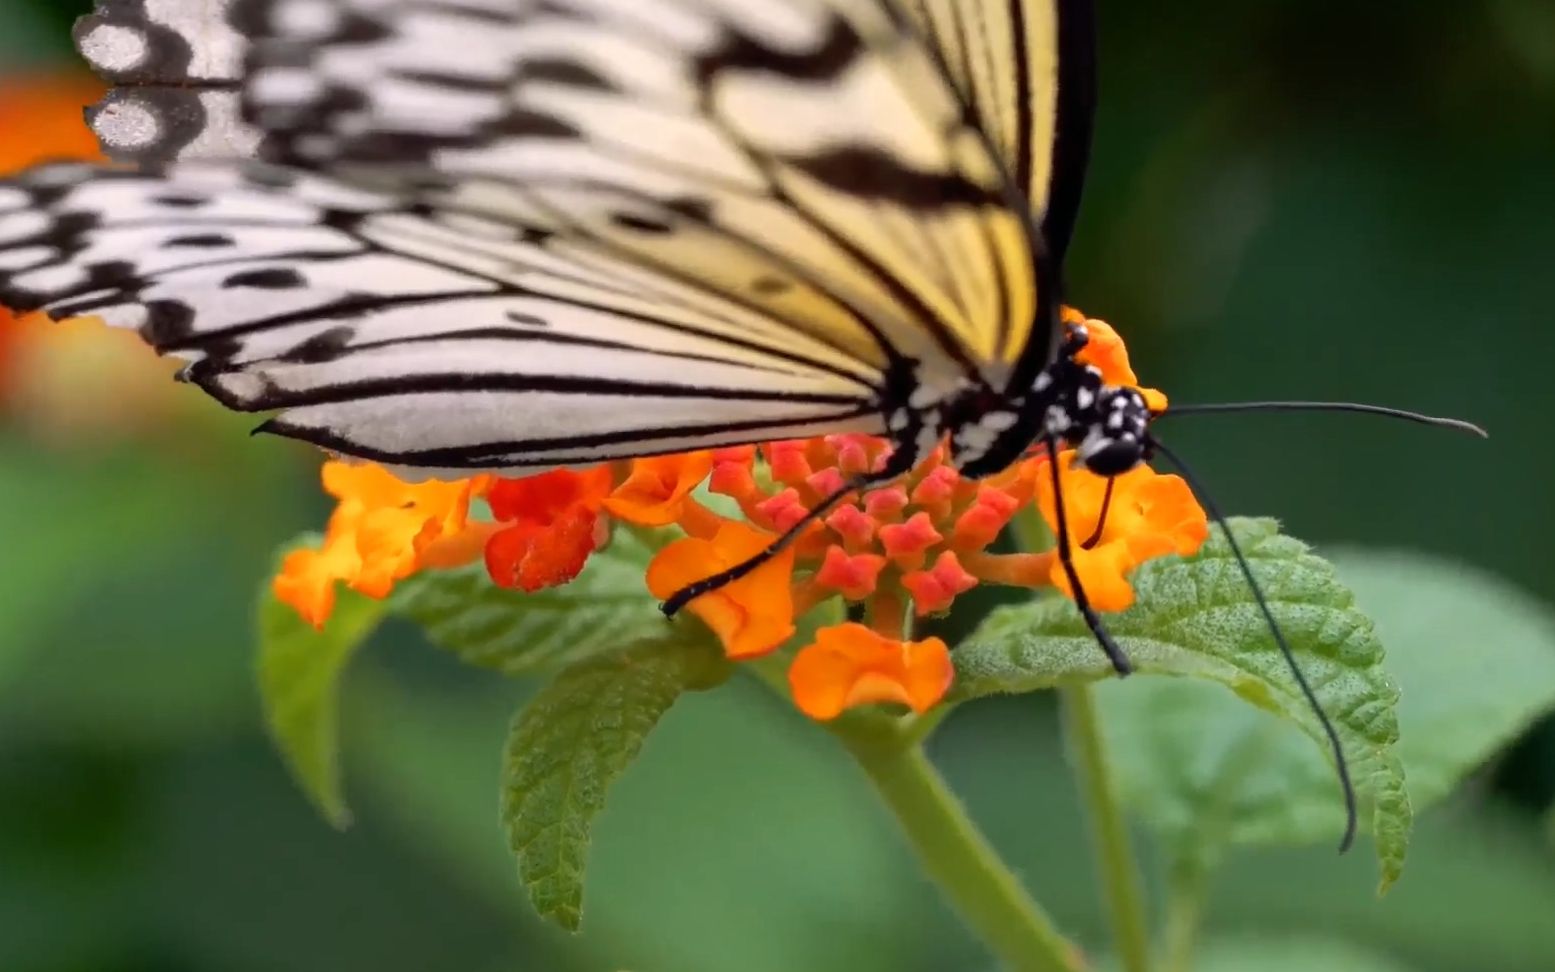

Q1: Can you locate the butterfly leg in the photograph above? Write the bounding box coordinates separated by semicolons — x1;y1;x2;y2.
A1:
660;446;920;618
1044;435;1134;677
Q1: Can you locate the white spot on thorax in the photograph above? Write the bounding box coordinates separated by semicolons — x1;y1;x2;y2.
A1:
1045;405;1073;434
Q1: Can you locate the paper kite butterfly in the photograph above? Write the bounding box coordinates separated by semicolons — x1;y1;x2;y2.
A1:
0;0;1485;846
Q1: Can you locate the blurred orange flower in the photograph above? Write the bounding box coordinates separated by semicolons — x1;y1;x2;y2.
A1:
0;75;104;172
604;452;716;527
274;462;491;628
788;624;954;720
1064;308;1169;413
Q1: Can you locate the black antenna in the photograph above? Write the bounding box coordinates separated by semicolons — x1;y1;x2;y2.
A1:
1149;436;1359;853
1159;401;1487;438
1044;435;1133;677
1081;476;1117;550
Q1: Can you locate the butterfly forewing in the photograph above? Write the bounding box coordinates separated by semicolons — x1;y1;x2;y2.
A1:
900;0;1095;270
0;0;1088;478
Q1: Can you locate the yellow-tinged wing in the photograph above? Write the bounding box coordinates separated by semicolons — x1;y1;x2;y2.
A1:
899;0;1095;362
0;0;1060;478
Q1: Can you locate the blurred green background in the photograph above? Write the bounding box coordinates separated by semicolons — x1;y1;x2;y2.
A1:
2;1;1553;970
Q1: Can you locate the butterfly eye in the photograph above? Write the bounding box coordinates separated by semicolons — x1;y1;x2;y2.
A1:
1076;434;1144;478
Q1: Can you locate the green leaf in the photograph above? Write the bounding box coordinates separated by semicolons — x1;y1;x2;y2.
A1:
1092;547;1555;896
503;636;726;931
391;526;667;675
256;537;387;828
1329;550;1555;810
952;518;1410;888
0;451;211;692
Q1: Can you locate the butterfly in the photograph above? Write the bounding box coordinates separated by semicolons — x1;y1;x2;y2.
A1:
0;0;1485;847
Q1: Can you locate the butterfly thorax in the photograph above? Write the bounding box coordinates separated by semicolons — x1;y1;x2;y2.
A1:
946;323;1153;480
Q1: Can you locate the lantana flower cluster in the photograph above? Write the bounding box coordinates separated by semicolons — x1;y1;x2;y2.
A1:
277;316;1209;719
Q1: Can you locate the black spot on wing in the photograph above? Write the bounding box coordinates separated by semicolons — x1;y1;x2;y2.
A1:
518;59;619;92
663;197;713;221
139;299;196;347
280;325;357;363
151;193;210;209
488;108;582;140
611;212;673;235
752;276;792;296
222;267;306;289
696;16;863;84
782;147;1003;210
165;233;235;248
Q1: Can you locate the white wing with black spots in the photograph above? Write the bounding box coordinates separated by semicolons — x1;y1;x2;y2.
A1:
0;163;884;477
67;0;1048;385
0;0;1079;477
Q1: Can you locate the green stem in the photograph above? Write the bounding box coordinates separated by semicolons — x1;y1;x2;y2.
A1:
838;726;1081;972
1061;685;1154;972
1160;859;1208;972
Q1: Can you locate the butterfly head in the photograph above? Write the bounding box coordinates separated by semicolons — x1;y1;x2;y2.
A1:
1048;321;1156;477
950;321;1155;479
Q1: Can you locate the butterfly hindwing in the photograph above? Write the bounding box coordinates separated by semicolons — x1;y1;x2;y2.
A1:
0;162;884;476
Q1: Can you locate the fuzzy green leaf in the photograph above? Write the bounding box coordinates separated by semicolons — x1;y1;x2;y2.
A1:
503;636;726;931
257;537;386;828
391;527;666;675
1093;548;1555;895
1331;550;1555;809
952;518;1409;887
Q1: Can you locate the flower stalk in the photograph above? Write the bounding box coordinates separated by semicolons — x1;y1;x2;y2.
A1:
835;720;1083;972
1061;684;1154;972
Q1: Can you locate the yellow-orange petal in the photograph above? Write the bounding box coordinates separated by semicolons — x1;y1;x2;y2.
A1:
272;535;360;630
269;462;489;622
1070;315;1169;411
1035;452;1208;613
788;623;954;720
646;520;797;659
603;452;715;526
1049;540;1141;613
